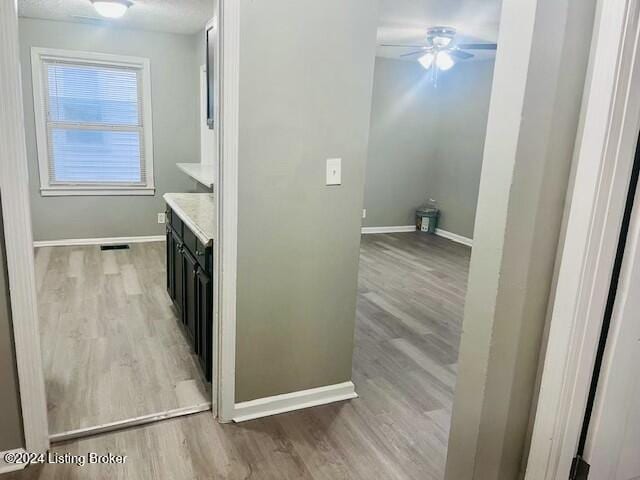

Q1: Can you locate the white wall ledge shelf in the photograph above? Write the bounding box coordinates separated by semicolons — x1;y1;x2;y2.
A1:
177;163;215;189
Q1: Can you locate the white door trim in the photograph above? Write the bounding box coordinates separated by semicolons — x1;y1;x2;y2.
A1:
526;0;640;478
583;152;640;479
216;0;239;422
0;0;49;454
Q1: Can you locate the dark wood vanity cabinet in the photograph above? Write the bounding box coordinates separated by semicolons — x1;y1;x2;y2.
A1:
165;206;213;381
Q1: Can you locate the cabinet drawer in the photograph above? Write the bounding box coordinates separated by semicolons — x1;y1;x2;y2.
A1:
195;238;212;272
181;226;212;273
170;209;183;235
182;226;198;258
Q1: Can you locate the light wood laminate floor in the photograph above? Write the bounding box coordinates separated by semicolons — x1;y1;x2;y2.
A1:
14;233;469;479
34;242;210;435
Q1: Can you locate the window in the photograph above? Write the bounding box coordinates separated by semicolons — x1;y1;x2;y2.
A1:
31;48;154;196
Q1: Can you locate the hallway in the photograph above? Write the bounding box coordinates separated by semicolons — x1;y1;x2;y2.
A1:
10;233;470;480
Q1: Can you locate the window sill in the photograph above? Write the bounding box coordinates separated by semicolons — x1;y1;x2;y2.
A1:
40;187;156;197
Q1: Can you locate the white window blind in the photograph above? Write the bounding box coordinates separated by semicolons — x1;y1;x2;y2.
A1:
45;60;144;185
31;49;154;196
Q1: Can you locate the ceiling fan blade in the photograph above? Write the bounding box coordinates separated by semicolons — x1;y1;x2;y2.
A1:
450;49;474;60
400;49;429;57
380;44;429;48
456;43;497;50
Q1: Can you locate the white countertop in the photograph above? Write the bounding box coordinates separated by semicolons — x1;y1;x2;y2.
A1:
176;163;215;189
164;193;215;246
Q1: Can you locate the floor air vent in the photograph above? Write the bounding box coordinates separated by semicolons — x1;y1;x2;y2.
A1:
100;244;130;251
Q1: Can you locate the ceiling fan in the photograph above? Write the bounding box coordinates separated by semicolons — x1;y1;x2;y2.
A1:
381;26;497;71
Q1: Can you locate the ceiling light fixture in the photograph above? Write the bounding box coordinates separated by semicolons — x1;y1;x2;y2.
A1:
91;0;132;19
418;52;435;70
431;35;452;49
436;51;455;71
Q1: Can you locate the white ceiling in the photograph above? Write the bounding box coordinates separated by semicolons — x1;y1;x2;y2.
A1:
377;0;503;60
18;0;213;35
19;0;502;54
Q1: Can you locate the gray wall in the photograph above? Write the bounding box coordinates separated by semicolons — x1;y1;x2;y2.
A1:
363;57;495;239
194;27;206;70
18;18;201;241
429;60;495;238
363;58;439;228
0;198;24;451
235;0;379;402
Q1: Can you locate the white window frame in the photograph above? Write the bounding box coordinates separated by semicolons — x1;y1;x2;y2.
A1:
30;47;155;196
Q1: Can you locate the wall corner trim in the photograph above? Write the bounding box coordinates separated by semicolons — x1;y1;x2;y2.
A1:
33;235;166;248
232;381;358;422
360;225;473;247
0;449;28;474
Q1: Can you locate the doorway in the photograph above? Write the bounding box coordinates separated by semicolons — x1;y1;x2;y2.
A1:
14;0;218;441
355;2;500;476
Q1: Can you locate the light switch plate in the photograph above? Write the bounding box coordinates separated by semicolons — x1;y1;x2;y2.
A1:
326;158;342;185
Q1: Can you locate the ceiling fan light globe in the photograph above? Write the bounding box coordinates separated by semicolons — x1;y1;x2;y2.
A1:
436;52;455;71
418;52;435;70
91;0;131;18
432;36;452;48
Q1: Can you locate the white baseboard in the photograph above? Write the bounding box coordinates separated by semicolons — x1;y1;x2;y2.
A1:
361;224;473;247
33;235;166;248
361;225;416;234
435;228;473;247
0;448;28;474
233;381;358;422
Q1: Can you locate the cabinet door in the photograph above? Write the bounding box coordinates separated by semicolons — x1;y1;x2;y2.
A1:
196;268;213;381
166;225;175;300
182;248;199;346
171;230;184;316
